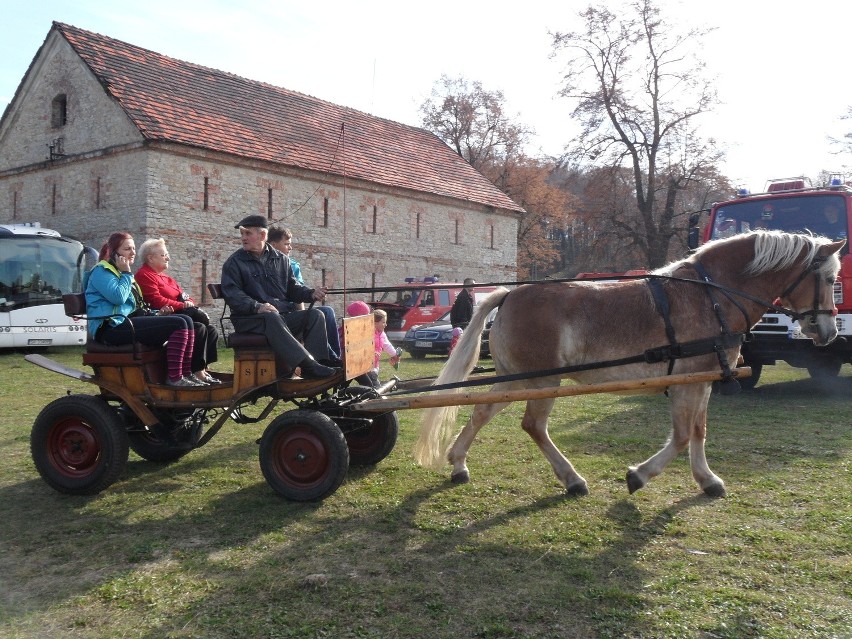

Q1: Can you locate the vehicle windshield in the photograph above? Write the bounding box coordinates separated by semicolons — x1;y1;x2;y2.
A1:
711;194;848;249
377;288;420;307
0;236;89;311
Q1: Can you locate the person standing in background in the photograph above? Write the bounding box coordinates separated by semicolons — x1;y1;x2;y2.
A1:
450;278;476;329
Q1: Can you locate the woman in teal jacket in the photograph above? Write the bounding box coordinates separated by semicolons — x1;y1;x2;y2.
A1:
85;232;202;387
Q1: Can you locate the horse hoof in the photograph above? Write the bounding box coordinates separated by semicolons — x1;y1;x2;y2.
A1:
451;471;470;484
626;469;645;494
566;481;589;497
703;482;726;498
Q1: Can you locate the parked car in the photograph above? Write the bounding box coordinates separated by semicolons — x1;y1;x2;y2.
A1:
401;309;497;358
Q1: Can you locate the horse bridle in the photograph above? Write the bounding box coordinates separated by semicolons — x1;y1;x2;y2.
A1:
685;254;835;327
774;255;835;324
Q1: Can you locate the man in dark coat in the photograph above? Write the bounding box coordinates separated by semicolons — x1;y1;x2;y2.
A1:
450;278;476;329
221;215;339;379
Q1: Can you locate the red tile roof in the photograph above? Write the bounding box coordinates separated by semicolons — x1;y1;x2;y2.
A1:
54;22;523;213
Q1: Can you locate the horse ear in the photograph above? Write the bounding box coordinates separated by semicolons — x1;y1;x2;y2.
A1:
819;239;846;257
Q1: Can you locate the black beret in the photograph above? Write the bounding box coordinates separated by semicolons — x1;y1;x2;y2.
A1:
234;215;268;229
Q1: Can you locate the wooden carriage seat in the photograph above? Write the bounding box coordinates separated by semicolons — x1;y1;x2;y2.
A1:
207;283;292;379
206;283;269;348
62;293;166;383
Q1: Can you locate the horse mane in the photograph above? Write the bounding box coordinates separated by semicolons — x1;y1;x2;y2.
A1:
655;230;834;277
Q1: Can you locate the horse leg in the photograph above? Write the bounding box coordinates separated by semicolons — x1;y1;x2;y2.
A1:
521;397;589;496
626;383;724;496
688;417;726;497
447;399;511;484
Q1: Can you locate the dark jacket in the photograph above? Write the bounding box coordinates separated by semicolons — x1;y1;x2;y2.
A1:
221;245;315;316
450;288;475;328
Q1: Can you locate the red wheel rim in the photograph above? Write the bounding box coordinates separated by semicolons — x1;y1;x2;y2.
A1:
46;417;101;477
270;428;329;486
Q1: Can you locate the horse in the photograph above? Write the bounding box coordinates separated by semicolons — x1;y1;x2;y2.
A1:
414;231;845;497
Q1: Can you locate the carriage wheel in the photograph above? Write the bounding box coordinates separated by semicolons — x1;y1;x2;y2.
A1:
30;394;129;495
335;386;399;466
344;411;399;466
259;410;349;501
128;429;192;463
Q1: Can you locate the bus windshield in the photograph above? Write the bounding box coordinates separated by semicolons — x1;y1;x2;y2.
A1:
711;194;849;248
0;236;88;311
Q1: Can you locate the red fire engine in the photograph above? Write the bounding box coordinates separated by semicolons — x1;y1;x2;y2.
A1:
688;177;851;388
371;276;495;342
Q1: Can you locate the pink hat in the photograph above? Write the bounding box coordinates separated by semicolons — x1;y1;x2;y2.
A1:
346;300;372;317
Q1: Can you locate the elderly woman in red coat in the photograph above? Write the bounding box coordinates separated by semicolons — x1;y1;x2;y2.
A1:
136;238;220;383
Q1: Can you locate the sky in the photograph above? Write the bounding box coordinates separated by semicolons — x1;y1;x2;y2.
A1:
2;0;852;194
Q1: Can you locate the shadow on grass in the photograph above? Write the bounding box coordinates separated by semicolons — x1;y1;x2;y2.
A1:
0;449;718;639
3;371;844;636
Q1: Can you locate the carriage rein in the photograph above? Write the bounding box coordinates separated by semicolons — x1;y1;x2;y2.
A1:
383;256;833;397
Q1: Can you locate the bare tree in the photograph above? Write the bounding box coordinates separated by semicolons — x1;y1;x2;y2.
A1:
419;75;531;174
551;0;723;268
421;76;574;278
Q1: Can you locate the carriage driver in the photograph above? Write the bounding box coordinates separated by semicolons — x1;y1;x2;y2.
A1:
220;215;341;379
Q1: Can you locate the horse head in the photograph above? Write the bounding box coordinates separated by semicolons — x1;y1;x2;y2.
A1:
751;232;846;346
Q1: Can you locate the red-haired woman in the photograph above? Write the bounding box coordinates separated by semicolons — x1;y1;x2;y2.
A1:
84;232;202;387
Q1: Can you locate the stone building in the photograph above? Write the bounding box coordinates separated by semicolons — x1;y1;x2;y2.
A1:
0;22;522;312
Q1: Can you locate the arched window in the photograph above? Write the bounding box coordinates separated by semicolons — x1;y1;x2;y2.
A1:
51;94;67;127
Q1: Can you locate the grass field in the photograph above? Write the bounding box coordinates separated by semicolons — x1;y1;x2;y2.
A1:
0;347;849;638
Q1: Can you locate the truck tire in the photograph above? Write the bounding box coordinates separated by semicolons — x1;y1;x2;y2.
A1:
259;410;349;501
31;394;129;495
738;363;762;391
806;357;843;380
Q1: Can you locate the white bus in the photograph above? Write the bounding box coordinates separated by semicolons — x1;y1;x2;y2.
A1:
0;223;97;349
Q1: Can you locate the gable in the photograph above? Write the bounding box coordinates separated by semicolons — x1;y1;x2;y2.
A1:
0;30;142;172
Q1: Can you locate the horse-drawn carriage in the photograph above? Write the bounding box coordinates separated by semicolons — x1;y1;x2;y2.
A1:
25;289;400;501
25;232;844;501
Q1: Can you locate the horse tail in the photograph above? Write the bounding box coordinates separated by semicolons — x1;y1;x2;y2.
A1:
414;287;511;468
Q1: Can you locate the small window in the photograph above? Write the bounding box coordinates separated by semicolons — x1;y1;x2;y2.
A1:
51;94;67;127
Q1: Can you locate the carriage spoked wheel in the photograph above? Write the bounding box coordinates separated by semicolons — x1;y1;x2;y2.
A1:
258;410;349;501
30;394;129;495
336;386;399;466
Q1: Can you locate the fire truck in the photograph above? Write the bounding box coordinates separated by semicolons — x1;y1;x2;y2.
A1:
687;177;851;388
372;276;495;342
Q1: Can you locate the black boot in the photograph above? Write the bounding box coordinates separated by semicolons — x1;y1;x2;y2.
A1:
299;358;340;379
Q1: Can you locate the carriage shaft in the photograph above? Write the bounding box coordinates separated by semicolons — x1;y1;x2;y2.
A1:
351;368;751;412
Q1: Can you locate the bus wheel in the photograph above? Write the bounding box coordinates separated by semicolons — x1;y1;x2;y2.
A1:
259;410;348;502
31;394;129;495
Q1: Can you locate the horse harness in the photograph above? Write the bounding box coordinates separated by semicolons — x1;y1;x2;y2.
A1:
385;256;833;397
